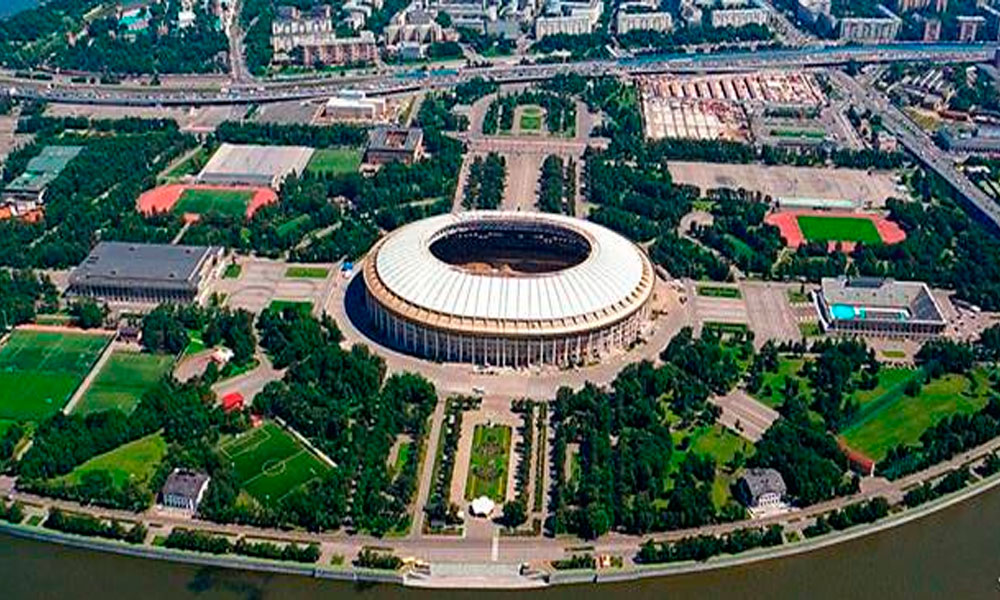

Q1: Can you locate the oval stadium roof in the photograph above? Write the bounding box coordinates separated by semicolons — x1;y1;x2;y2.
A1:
373;211;649;323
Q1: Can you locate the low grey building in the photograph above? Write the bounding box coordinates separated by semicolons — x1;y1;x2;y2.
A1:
737;468;787;509
364;126;424;165
815;276;947;338
68;242;223;305
161;469;211;512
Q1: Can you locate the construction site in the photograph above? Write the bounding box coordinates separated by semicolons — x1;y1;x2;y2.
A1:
639;71;828;141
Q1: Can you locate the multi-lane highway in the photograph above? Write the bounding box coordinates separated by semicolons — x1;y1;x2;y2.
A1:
830;70;1000;232
3;42;996;106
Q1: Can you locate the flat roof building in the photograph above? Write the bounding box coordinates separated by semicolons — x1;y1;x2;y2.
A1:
815;276;947;338
198;143;314;189
364;126;424;165
161;469;211;512
68;242;224;305
2;145;83;205
324;91;387;122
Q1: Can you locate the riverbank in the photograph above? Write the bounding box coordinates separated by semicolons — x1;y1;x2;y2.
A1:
4;464;1000;589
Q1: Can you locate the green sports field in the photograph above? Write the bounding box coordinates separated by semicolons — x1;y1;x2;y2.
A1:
220;422;332;506
464;424;511;502
74;351;174;415
57;432;167;488
174;188;253;217
0;330;110;420
796;216;882;244
841;370;992;461
306;148;362;176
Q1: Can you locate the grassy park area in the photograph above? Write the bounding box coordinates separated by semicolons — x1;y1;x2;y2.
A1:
285;266;329;279
219;422;332;506
667;423;753;509
840;370;992;461
174;188;253;218
518;106;543;133
74;352;174;415
56;433;167;488
306;148;362;176
796;215;882;244
0;330;110;420
464;424;511;502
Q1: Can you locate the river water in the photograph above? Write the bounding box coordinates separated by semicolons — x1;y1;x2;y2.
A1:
3;486;1000;600
0;0;38;19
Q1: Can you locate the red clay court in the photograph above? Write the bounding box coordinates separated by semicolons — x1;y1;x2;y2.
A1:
765;210;906;252
137;183;277;222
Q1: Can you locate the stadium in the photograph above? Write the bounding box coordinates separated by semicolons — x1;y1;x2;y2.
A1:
362;211;656;367
815;277;947;338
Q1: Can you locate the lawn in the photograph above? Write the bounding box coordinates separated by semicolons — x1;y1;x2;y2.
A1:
755;356;811;409
306;148;362;176
464;424;511;502
787;288;809;304
74;351;174;415
0;330;110;420
392;440;412;476
697;285;742;299
798;321;821;337
184;329;206;356
174;188;253;218
850;367;919;411
796;216;882;244
841;370;992;461
669;424;753;509
57;433;166;488
268;299;314;314
285;266;329;279
223;263;242;279
219;422;332;506
519;106;543;132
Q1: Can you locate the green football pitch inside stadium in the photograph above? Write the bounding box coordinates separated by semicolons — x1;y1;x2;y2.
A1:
796;215;882;244
173;188;253;217
0;330;110;420
219;421;332;506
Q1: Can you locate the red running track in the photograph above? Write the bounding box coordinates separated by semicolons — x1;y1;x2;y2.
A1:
136;183;277;222
764;210;906;253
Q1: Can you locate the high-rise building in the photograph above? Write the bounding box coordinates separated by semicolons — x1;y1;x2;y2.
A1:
957;15;985;42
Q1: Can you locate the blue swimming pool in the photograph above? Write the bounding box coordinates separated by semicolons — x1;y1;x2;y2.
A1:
831;304;857;320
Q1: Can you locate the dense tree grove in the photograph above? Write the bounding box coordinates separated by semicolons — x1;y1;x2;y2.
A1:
692;188;784;277
55;4;227;75
548;329;751;539
141;304;257;369
0;270;58;329
219;310;439;535
802;497;890;538
0;118;193;269
44;508;146;544
636;525;784;564
852;196;1000;311
902;468;972;507
537;155;575;215
462;153;506;210
482;91;576;135
215;121;368;149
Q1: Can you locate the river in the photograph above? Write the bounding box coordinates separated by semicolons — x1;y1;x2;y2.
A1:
3;485;1000;600
0;0;38;19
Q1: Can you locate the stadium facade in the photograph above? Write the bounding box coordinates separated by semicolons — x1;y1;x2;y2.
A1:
362;212;655;367
815;276;947;338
